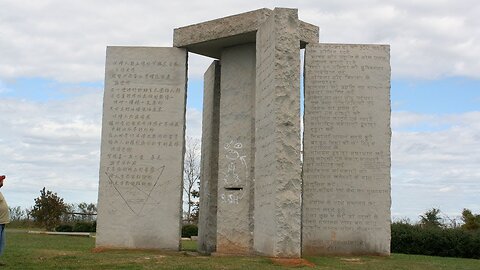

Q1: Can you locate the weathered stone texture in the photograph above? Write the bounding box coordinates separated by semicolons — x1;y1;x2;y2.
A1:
173;8;318;58
254;8;302;258
215;44;256;254
299;21;320;47
302;43;391;255
96;47;187;250
197;60;221;254
174;9;271;47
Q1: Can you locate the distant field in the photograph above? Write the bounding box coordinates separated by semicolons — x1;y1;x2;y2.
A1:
1;229;479;269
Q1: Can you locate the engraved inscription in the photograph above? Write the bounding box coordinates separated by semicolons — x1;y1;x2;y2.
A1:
96;47;186;250
100;49;185;215
303;44;391;255
254;16;276;241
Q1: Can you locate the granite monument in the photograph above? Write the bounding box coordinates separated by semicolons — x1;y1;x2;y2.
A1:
96;7;391;258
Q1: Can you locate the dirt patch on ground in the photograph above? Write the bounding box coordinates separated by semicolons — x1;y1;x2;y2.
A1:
91;247;177;254
132;255;166;263
271;258;316;267
91;247;110;253
340;258;365;264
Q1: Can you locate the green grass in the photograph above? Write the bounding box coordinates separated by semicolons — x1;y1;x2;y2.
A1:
1;229;479;269
181;239;197;252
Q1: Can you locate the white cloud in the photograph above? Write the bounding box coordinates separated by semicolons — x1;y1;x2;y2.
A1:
1;0;479;220
0;0;479;81
299;1;480;79
185;108;203;140
391;111;438;130
438;186;455;193
391;111;480;220
0;89;103;208
0;85;203;208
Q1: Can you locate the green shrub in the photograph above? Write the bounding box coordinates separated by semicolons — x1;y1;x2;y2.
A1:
73;222;95;232
182;224;198;238
55;224;73;232
8;219;37;229
391;222;480;259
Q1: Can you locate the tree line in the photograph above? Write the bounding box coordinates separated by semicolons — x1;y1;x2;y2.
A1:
9;187;97;231
9;186;480;258
8;137;201;233
392;208;480;259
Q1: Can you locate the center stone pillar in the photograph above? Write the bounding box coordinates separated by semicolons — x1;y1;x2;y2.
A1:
254;8;302;257
216;44;256;254
173;7;318;258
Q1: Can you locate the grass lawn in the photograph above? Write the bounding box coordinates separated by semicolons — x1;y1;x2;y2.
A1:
1;229;479;269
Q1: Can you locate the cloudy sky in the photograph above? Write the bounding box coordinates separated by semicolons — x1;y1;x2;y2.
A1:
1;0;479;221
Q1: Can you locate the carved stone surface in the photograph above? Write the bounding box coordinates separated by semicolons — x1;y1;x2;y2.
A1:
253;8;302;258
302;43;391;255
96;7;392;258
197;60;221;254
216;44;256;254
96;46;187;250
173;8;318;58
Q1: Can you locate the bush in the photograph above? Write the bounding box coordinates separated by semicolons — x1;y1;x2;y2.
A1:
182;224;198;238
54;221;96;233
8;219;36;229
30;188;67;231
73;222;96;232
391;222;480;259
55;224;73;232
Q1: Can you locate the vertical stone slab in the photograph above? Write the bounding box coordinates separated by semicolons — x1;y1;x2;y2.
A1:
254;8;302;257
216;44;256;254
96;47;187;250
302;43;391;255
198;60;221;254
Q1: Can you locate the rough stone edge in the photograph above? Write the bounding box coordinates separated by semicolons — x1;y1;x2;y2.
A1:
253;8;302;258
299;21;319;45
173;8;318;48
173;8;271;47
197;60;221;255
271;8;302;258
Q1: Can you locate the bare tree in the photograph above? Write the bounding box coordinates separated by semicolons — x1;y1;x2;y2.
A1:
8;206;25;222
183;136;201;224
